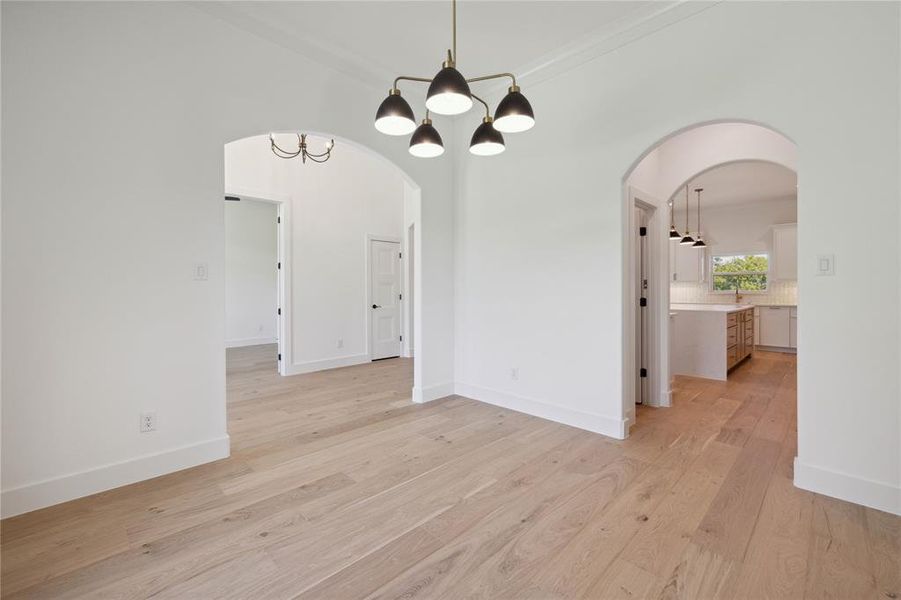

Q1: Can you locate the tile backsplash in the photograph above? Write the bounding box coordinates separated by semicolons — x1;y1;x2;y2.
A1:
670;280;798;305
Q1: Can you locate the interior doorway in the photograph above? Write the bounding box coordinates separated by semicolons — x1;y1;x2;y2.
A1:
224;194;288;376
622;121;799;432
369;237;402;361
634;203;653;407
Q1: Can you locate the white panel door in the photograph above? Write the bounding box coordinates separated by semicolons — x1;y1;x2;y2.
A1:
370;239;402;360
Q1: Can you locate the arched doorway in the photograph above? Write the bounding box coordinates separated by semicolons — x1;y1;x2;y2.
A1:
223;131;425;402
621;121;798;431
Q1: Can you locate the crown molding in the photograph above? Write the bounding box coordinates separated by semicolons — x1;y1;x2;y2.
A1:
192;1;720;99
190;2;394;91
482;1;721;97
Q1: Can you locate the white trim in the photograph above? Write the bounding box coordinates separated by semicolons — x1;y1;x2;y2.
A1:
286;353;371;376
794;458;901;516
1;436;230;519
455;383;628;440
226;336;277;348
755;345;797;354
622;186;672;427
224;186;292;377
412;382;454;404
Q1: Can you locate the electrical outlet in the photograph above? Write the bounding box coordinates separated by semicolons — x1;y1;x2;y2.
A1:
140;412;157;433
337;338;344;349
192;263;208;281
511;367;519;381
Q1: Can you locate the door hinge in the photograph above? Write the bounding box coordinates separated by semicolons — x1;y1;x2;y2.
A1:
639;297;647;307
277;307;281;316
277;262;281;270
399;293;403;300
399;335;403;342
277;216;281;224
278;353;282;361
399;252;402;259
639;226;647;236
639;368;647;378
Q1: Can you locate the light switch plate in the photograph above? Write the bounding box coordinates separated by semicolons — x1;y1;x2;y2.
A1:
815;254;835;276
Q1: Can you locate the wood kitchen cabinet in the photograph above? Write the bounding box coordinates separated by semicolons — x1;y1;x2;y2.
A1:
727;308;754;370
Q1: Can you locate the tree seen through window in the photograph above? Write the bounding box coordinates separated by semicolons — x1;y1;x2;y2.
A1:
712;254;768;292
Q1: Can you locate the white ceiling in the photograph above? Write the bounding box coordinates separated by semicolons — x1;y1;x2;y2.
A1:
197;1;666;89
676;161;797;209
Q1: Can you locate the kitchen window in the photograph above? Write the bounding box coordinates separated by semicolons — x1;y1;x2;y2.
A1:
711;253;768;293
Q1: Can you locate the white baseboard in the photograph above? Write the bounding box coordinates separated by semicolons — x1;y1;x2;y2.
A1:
660;389;673;407
226;337;277;348
755;345;797;354
412;382;455;404
794;458;900;516
454;382;627;440
1;435;230;519
286;353;370;375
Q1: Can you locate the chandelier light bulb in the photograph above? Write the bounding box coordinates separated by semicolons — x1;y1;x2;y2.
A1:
409;118;445;158
493;86;535;133
374;89;417;135
425;64;473;116
469;117;505;156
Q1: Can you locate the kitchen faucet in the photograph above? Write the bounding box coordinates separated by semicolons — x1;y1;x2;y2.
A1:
734;289;743;304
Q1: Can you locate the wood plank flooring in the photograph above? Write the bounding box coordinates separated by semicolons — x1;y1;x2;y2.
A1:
2;346;898;599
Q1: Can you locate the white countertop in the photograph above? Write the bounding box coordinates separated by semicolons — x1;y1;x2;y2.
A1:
670;303;755;313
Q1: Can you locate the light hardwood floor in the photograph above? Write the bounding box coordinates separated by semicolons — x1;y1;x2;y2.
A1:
2;346;898;599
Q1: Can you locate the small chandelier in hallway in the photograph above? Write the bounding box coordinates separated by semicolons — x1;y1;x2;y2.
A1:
374;0;535;157
269;133;335;164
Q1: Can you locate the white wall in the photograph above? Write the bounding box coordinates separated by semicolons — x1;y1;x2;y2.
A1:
1;2;456;517
225;135;405;372
225;199;278;347
454;2;900;514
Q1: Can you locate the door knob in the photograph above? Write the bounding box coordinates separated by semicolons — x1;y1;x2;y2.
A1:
372;304;380;309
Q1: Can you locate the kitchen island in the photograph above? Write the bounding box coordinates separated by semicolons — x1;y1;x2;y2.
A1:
670;304;755;380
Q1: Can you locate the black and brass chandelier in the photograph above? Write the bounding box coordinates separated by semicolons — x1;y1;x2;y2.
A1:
270;133;335;163
374;0;535;157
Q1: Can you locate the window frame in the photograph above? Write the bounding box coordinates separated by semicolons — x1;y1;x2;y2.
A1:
709;251;770;294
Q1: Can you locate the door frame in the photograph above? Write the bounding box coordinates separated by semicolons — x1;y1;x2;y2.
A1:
622;186;671;430
365;234;404;361
225;187;292;377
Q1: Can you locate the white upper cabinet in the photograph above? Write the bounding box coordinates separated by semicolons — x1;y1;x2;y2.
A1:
672;242;705;283
772;223;797;280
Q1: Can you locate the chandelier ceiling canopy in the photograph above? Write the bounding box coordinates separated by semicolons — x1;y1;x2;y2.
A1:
374;0;535;157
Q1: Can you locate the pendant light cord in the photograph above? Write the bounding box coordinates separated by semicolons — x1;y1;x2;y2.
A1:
452;0;457;64
696;188;702;235
685;185;690;233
